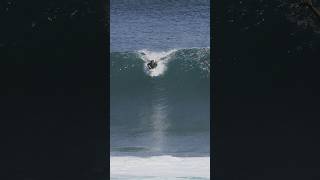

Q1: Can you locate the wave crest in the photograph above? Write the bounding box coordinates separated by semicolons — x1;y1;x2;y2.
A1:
111;48;210;78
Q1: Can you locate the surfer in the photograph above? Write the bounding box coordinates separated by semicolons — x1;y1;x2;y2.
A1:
147;60;157;69
302;0;320;19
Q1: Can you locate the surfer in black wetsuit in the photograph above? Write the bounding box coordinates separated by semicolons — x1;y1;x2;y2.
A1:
302;0;320;19
147;60;157;69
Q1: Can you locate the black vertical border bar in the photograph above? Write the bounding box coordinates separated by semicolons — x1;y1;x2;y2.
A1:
0;0;110;179
106;0;111;178
102;0;110;177
211;0;215;178
212;0;226;178
211;0;320;178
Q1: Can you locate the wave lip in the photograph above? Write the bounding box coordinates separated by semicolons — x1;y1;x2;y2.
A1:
110;155;210;179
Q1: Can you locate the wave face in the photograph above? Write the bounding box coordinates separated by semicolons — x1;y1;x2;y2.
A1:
110;48;210;157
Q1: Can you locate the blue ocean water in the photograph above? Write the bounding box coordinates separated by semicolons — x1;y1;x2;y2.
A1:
110;0;210;179
110;0;210;52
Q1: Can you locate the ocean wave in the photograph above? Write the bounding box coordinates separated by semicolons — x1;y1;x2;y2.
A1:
110;47;210;157
110;48;210;78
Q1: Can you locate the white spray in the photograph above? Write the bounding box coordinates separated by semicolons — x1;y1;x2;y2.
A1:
137;49;177;77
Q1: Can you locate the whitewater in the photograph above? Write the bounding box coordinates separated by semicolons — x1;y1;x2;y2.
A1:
111;156;210;179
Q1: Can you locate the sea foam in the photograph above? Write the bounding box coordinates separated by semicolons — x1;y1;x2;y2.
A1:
110;155;210;179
